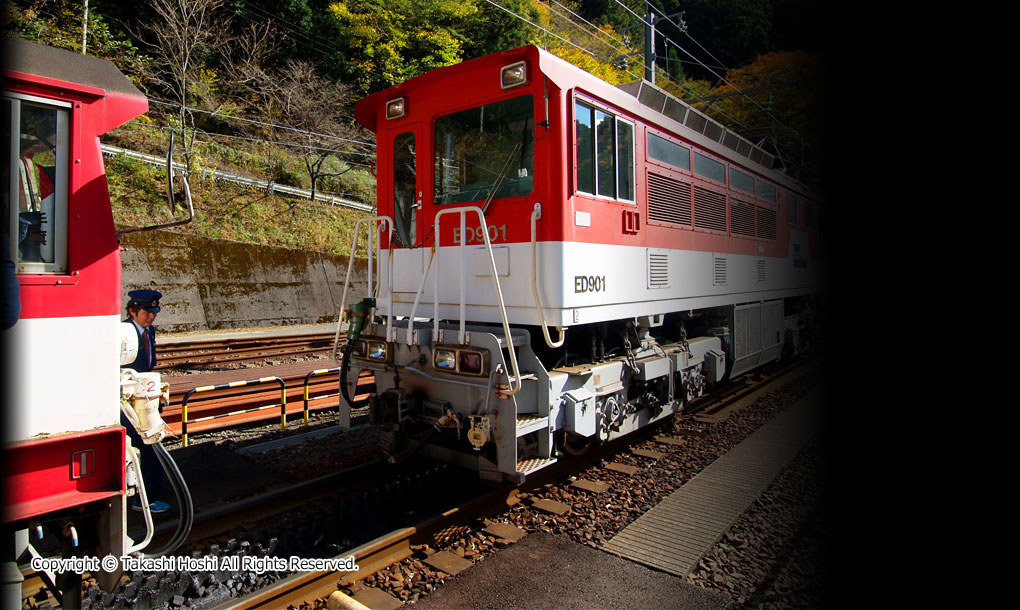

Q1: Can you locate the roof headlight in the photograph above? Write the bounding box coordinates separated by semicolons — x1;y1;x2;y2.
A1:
386;97;406;120
500;61;528;89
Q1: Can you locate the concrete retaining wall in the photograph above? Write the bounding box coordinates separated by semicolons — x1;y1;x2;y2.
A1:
119;230;367;333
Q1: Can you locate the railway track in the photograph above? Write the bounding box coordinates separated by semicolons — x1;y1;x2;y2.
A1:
155;332;336;370
147;332;370;443
22;353;819;609
207;355;820;609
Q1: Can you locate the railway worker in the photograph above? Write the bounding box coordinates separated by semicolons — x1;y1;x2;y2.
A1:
122;289;170;513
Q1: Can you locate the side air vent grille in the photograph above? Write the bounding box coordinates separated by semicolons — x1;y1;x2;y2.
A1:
757;206;777;240
713;254;727;286
693;186;727;233
663;97;687;124
757;258;767;283
647;173;692;226
731;199;755;237
638;85;667;111
648;250;669;289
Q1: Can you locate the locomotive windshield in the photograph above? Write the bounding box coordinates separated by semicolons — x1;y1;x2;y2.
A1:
433;94;534;205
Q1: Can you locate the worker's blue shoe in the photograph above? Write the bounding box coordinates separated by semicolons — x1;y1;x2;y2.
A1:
132;500;170;513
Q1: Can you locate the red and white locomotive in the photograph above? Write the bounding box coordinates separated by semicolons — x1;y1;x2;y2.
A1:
340;45;825;482
2;38;189;606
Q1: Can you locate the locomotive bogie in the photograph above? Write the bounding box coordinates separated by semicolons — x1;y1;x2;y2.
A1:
341;316;741;481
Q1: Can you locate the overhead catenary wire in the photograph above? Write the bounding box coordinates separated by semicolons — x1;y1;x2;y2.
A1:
480;0;749;132
146;98;376;150
126;120;376;163
619;0;798;135
610;0;806;167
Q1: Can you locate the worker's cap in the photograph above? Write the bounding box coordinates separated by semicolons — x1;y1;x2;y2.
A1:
128;289;162;313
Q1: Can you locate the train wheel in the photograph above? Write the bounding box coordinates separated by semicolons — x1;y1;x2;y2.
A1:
558;430;593;456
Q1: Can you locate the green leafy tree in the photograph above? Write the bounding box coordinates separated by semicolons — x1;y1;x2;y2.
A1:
3;0;149;78
326;0;477;92
461;0;540;58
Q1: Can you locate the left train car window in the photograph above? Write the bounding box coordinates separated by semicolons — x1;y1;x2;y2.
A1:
576;101;635;202
433;95;534;205
616;119;634;201
575;102;595;194
3;94;69;274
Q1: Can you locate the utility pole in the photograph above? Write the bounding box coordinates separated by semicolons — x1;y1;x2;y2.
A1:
81;0;89;54
643;12;656;84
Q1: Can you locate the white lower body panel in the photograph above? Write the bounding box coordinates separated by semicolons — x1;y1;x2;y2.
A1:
4;314;121;442
380;242;825;327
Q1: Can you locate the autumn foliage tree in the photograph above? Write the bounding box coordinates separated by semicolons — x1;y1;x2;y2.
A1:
700;51;826;186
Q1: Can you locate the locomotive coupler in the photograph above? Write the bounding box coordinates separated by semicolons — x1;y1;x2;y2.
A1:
120;369;172;444
466;415;493;450
434;409;463;439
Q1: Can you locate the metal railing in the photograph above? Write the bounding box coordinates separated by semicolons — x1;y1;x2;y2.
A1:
335;216;395;359
102;144;376;213
180;376;286;447
302;367;341;426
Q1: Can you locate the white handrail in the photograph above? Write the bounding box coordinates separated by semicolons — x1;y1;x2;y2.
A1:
430;206;523;397
405;248;435;345
334;216;395;361
531;202;566;348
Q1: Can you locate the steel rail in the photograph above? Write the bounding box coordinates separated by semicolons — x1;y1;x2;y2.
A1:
218;355;818;609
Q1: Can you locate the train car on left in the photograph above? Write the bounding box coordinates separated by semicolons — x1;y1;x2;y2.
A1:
1;37;188;607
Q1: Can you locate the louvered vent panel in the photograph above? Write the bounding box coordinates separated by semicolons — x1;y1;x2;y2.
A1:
647;173;692;226
731;199;755;237
648;251;669;288
694;186;727;232
713;254;727;286
757;259;766;283
757;207;776;240
748;307;762;353
663;97;687;123
734;307;748;358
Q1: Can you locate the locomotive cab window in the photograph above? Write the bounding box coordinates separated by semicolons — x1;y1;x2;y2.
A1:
575;101;634;202
2;93;69;274
433;94;534;205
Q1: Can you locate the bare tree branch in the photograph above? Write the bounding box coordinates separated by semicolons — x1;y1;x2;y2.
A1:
139;0;227;184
